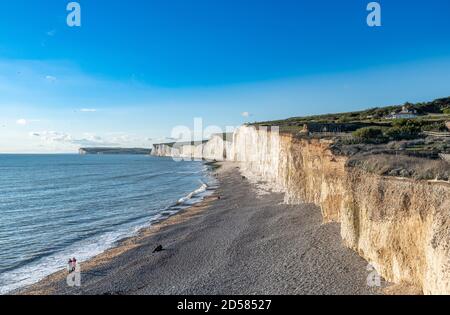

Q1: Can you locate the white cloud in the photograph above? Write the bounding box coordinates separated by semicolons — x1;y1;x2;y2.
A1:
25;129;155;153
79;108;97;112
29;131;151;148
45;75;57;82
149;137;179;144
30;131;71;142
16;119;28;125
16;119;40;126
46;30;56;36
241;112;251;118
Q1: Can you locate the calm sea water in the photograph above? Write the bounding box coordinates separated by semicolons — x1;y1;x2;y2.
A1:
0;154;216;294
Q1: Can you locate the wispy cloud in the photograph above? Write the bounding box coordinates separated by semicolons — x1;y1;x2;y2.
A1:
30;131;118;147
30;131;71;142
0;58;170;109
29;131;153;148
46;30;56;37
241;112;251;118
149;137;179;144
16;118;40;126
164;137;178;141
79;108;97;112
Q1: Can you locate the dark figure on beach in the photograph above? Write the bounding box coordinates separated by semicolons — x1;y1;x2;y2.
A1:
72;257;77;272
68;259;73;273
153;245;164;253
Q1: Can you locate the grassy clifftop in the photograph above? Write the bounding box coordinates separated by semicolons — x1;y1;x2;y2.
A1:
253;97;450;130
251;96;450;181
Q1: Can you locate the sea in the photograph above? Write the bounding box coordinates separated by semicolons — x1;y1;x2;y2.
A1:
0;154;217;294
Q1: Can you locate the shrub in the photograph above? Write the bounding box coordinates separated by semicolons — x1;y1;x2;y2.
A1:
391;119;422;129
352;127;384;143
384;119;422;140
384;127;416;140
421;122;446;132
443;108;450;115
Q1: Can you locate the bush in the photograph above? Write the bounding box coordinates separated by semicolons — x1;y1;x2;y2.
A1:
421;122;446;132
443;108;450;115
391;119;421;129
352;127;384;143
384;119;422;140
384;126;419;140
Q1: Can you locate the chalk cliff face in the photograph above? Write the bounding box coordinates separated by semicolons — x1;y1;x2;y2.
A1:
151;142;203;159
152;135;233;161
231;127;347;222
232;126;450;294
203;135;234;161
152;143;178;157
342;170;450;294
153;125;450;294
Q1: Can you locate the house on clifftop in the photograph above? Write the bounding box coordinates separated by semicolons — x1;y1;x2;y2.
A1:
385;105;418;120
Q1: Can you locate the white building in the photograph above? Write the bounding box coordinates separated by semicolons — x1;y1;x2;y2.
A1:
385;106;418;120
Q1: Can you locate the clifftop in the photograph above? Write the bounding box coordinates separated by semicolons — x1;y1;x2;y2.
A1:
248;96;450;181
253;96;450;131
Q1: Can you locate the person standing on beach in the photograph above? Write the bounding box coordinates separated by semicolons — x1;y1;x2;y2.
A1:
72;257;77;273
68;259;73;273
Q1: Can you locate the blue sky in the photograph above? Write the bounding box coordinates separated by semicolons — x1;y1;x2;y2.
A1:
1;0;450;152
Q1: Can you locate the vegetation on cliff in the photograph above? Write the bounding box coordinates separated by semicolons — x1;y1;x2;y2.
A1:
253;96;450;129
250;96;450;181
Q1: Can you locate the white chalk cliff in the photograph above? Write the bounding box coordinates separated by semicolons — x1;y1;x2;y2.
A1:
153;126;450;294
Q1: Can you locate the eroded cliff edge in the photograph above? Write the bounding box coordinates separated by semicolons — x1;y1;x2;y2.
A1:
153;126;450;294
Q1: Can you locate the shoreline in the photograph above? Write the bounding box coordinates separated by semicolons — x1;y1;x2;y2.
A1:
13;161;219;295
18;194;220;295
17;191;220;295
18;162;385;295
